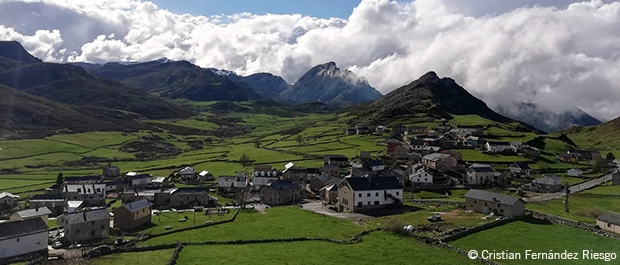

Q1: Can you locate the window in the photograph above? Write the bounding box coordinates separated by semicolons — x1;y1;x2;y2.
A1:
374;201;379;205
96;188;101;193
357;202;363;207
76;229;81;234
101;225;105;229
36;242;41;246
375;192;379;196
358;194;361;198
608;223;612;228
367;201;371;205
91;230;95;236
484;202;487;206
424;178;427;181
77;188;81;193
497;204;501;207
396;192;400;196
367;193;370;197
16;238;19;242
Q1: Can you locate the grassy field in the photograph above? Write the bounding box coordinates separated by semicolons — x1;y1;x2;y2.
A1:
583;183;620;195
139;210;235;235
176;232;481;265
89;249;174;265
527;195;620;223
140;207;370;245
45;132;138;149
459;150;529;162
451;218;620;265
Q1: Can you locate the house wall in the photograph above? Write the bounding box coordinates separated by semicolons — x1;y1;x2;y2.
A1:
0;231;48;260
170;193;212;209
0;197;16;208
466;171;495;185
411;172;433;183
465;198;525;217
60;218;110;243
114;207;152;230
567;170;583;177
337;185;355;212
103;168;120;177
325;191;338;204
253;177;279;188
131;178;152;186
597;220;620;234
260;186;301;206
352;189;403;211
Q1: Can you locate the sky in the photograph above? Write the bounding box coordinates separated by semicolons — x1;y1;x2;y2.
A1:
0;0;619;121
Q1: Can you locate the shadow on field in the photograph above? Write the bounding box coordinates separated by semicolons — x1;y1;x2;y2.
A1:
358;205;424;217
521;216;554;225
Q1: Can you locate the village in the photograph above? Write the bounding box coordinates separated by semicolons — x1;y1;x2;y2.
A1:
1;123;620;264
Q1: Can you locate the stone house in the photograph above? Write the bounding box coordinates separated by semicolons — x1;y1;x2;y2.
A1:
125;173;152;186
104;180;126;192
45;184;63;195
179;166;196;181
337;177;403;213
0;218;48;262
528;175;562;193
464;189;525;217
198;171;215;181
485;142;512;153
322;164;340;177
324;155;349;167
0;192;19;209
57;209;111;244
567;168;583;177
113;199;153;230
169;187;217;209
102;166;121;178
597;211;620;234
260;180;301;206
422;153;458;172
218;176;250;193
319;184;339;204
466;164;497;185
9;207;52;225
390;145;411;159
253;170;280;191
409;169;434;184
63;184;106;206
508;162;531;177
363;160;385;171
28;194;66;216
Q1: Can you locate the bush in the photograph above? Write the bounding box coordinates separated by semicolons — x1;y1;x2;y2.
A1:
382;218;410;237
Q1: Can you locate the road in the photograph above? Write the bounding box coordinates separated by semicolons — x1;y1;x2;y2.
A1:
524;169;616;202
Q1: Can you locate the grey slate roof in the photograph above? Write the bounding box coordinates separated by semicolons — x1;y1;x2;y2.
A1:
171;187;210;194
0;192;18;199
345;177;402;191
15;207;52;219
121;199;152;212
597;211;620;226
423;153;449;162
61;209;110;224
532;175;562;185
464;189;522;206
511;162;531;170
0;218;48;240
64;176;102;182
30;194;64;201
266;180;299;190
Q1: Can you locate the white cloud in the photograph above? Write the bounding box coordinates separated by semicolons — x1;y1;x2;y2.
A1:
0;0;619;120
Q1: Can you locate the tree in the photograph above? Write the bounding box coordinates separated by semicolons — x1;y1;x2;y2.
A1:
235;186;251;208
253;139;260;148
56;172;64;184
296;134;303;145
239;154;252;167
607;152;615;161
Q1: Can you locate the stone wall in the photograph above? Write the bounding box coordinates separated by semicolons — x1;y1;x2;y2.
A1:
527;210;620;241
167;244;183;265
405;199;465;207
442;216;523;242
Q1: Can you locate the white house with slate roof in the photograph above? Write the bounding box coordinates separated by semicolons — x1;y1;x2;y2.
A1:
57;209;111;243
597;211;620;234
466;164;497;185
464;189;525;217
9;207;52;225
0;192;18;209
0;218;48;261
337;177;403;212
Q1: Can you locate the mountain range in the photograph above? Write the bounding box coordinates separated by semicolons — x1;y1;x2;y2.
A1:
494;103;602;133
0;40;611;136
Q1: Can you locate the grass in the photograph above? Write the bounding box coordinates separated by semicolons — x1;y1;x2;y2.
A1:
176;232;481;265
459;150;529;162
583;182;620;195
0;139;89;160
45;131;138;149
451;218;620;265
140;210;234;234
89;249;174;265
527;195;620;223
141;207;372;245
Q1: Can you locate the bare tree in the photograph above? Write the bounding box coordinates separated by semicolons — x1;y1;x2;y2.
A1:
235;186;252;208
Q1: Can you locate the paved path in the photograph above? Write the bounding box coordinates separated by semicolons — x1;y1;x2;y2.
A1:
524;169;616;202
301;202;372;219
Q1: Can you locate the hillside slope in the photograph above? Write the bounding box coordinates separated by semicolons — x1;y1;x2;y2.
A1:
563;117;620;149
86;60;261;101
350;71;540;132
